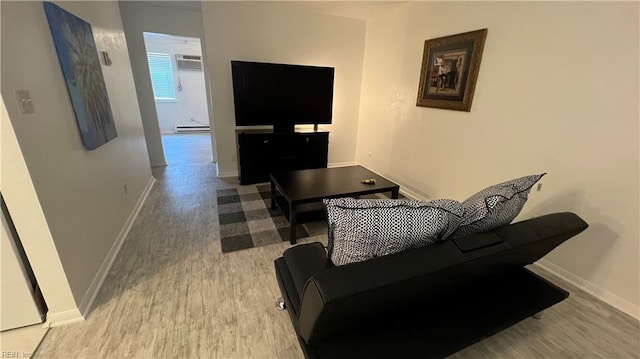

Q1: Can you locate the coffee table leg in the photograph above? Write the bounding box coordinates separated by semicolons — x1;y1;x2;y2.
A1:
391;188;399;199
289;203;297;245
270;181;276;210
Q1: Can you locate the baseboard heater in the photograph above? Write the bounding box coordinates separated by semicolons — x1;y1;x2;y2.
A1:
175;125;210;133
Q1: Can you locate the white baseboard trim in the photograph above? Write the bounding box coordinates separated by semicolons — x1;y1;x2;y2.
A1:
328;161;356;168
398;187;427;201
217;170;238;178
77;176;156;318
43;308;84;328
354;163;430;201
535;259;639;321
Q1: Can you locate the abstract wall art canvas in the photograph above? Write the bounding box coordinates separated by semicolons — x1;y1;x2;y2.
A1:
44;2;117;150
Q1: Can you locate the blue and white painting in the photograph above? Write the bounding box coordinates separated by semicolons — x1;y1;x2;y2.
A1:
43;2;117;150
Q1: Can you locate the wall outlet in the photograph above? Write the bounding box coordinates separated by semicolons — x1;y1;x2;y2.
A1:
15;89;35;114
231;154;237;162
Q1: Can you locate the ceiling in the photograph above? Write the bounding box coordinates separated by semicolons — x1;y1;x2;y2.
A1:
141;1;202;12
279;1;409;20
138;1;409;20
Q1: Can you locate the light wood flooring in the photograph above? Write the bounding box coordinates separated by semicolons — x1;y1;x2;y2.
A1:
35;134;639;358
0;324;48;357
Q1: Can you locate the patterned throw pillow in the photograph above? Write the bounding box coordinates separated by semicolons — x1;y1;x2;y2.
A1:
324;198;464;266
450;173;545;239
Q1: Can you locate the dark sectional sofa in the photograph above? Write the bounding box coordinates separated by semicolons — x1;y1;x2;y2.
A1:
274;212;588;359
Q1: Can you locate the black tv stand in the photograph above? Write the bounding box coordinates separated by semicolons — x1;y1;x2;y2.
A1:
236;130;329;185
273;122;296;134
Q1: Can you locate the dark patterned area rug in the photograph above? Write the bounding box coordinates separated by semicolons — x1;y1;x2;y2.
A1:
216;184;327;253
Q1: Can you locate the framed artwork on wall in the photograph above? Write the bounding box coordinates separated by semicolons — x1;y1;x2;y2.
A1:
416;29;487;112
43;2;117;150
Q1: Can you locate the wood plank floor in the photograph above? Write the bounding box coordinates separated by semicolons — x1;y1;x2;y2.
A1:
35;135;639;358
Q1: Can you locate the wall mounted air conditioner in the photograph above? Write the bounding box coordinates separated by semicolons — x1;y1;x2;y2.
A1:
175;54;203;71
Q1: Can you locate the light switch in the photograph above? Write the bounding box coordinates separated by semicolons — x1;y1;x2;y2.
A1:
15;89;34;114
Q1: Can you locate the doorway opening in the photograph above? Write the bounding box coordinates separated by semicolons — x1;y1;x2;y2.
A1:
143;32;213;165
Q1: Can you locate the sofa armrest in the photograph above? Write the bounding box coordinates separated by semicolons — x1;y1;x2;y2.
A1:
283;242;334;300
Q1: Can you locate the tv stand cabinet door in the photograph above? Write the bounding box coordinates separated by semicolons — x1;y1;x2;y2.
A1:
301;132;329;169
238;132;272;185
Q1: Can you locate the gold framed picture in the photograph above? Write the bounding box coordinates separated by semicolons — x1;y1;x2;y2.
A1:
416;29;488;112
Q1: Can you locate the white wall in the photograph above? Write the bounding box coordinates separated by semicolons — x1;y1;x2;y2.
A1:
1;1;153;322
119;1;216;166
202;1;366;176
143;34;209;134
356;2;640;318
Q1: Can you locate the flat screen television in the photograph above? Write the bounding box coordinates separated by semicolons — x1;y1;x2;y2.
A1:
231;61;334;132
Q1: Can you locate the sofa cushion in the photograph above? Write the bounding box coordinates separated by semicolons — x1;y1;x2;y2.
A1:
324;198;464;266
450;173;545;239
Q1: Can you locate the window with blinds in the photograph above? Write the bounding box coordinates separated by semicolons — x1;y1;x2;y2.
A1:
147;53;176;101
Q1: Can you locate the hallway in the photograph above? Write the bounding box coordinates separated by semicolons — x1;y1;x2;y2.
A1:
162;133;213;166
36;134;314;358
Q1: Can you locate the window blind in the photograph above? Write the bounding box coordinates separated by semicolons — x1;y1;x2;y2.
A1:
147;53;176;100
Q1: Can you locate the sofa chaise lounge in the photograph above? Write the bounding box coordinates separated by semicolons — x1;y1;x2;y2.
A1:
274;212;588;359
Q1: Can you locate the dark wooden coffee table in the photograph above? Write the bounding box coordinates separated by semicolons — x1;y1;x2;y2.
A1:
270;165;400;244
